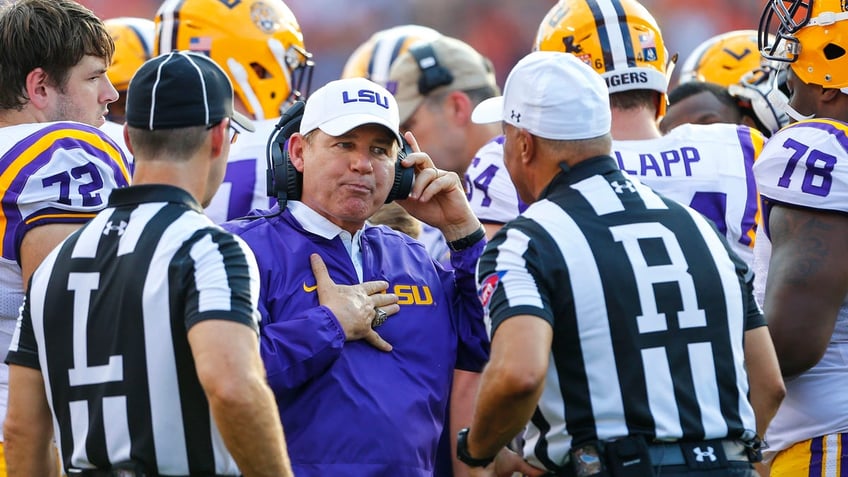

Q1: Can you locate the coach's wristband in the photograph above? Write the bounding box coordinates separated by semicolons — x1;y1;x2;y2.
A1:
447;226;485;252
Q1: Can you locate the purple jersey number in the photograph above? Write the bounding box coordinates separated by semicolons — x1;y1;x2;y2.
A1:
42;162;105;207
466;164;499;208
776;138;835;197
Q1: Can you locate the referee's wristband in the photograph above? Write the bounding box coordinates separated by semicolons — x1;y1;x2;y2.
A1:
457;428;495;468
447;225;485;252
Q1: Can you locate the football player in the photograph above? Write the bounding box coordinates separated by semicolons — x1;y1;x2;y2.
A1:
155;0;313;223
754;0;848;473
665;28;791;138
532;0;765;267
0;1;131;473
678;30;765;87
661;66;790;138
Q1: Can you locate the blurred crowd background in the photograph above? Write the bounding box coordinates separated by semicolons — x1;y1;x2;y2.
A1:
78;0;765;91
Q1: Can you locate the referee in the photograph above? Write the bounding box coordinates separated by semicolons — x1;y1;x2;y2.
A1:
5;51;293;477
459;52;785;476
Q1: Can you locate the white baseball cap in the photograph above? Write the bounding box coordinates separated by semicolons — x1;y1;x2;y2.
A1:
471;51;611;141
300;77;403;145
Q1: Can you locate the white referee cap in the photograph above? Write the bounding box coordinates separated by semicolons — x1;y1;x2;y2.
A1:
472;51;611;141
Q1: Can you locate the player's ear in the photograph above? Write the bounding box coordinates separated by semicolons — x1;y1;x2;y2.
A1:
821;86;842;104
26;68;51;110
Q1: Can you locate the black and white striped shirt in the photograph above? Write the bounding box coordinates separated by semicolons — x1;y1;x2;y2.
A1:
7;184;260;474
477;156;763;470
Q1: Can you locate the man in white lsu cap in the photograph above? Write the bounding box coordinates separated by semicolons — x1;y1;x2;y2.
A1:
460;51;777;477
222;76;491;476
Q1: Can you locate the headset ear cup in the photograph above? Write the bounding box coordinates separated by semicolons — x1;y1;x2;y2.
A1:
385;141;415;203
284;145;302;201
266;101;306;205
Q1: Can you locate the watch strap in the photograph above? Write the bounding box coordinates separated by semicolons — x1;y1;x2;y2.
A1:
457;428;496;468
447;226;485;252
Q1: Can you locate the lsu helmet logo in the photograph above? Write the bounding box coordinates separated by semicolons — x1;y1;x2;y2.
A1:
478;271;506;309
250;1;282;34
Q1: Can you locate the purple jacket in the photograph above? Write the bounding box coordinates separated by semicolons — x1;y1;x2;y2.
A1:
224;208;489;476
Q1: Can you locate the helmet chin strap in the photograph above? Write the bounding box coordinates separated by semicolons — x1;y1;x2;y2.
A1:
767;64;815;122
227;58;265;121
783;102;815;121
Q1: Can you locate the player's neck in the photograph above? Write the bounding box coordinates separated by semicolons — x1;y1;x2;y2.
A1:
0;106;43;128
610;107;662;140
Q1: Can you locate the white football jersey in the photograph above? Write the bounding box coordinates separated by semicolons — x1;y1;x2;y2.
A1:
100;120;132;161
204;118;277;224
613;123;765;265
0;121;130;439
752;118;848;457
465;135;528;225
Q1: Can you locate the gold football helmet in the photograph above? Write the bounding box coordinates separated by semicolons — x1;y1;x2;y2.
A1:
341;24;442;87
728;65;791;135
105;17;155;94
759;0;848;90
679;30;764;87
534;0;670;95
155;0;313;120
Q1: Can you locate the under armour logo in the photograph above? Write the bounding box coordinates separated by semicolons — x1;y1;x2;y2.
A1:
510;110;521;122
103;220;128;236
611;180;636;194
693;446;717;463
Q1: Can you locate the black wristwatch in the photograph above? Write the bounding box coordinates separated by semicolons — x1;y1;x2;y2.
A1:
457;428;496;468
447;226;486;252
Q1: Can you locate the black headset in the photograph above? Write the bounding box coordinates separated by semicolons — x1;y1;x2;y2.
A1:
266;100;415;210
408;42;455;95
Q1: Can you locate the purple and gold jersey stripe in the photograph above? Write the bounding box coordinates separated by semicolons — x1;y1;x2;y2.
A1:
771;433;848;477
738;124;764;248
786;119;848;149
0;123;130;260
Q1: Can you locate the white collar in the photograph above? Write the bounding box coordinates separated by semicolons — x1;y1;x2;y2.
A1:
288;201;366;282
288;201;367;239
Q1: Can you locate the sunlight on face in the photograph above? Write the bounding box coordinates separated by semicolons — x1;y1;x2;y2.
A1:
300;124;398;232
47;55;118;127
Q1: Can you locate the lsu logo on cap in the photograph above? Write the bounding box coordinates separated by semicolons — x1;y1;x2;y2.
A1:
478;271;506;309
341;89;391;109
